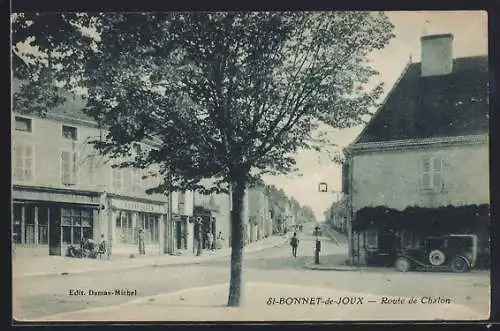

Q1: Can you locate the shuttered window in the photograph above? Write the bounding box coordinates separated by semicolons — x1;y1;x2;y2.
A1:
61;151;78;185
13;145;34;181
112;168;123;191
420;156;444;192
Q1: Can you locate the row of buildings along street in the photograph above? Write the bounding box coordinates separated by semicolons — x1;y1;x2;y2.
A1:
12;96;314;258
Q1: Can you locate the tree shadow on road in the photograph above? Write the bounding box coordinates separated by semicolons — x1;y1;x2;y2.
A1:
200;253;349;271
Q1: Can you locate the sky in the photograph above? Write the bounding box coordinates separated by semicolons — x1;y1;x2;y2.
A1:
262;11;488;222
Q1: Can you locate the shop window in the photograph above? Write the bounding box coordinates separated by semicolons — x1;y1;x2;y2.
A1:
61;208;93;245
116;211;134;244
139;213;159;244
38;206;49;245
24;205;36;244
365;229;378;252
13;145;34;182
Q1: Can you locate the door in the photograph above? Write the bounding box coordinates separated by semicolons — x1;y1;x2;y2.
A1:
175;220;181;249
49;206;61;256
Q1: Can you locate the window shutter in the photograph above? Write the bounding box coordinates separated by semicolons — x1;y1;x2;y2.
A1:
341;162;349;194
72;152;78;185
14;146;24;179
112;169;122;190
61;151;71;184
25;146;34;181
432;157;444;191
420;157;431;189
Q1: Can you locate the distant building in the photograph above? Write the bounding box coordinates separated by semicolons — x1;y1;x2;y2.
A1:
343;34;489;266
247;186;272;242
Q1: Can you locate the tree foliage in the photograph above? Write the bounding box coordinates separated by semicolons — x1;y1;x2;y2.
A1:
13;11;394;193
12;11;395;307
11;12;97;114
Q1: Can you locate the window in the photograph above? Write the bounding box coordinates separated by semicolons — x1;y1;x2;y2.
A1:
62;125;78;140
24;205;35;244
138;213;159;244
420;156;444;191
122;169;132;192
112;168;123;191
365;229;378;252
38;206;49;245
15;116;32;132
61;208;93;245
61;151;78;185
401;230;421;249
13;145;34;182
132;169;142;193
178;192;186;214
116;211;134;244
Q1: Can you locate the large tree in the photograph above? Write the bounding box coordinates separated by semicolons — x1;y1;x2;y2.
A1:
12;11;394;307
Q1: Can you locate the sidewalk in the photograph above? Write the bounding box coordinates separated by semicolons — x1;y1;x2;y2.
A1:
303;227;357;271
13;235;288;279
35;282;487;322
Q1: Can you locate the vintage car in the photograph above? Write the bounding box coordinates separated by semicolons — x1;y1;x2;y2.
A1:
394;234;477;273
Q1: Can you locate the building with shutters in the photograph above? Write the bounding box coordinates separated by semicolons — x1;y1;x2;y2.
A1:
11;93;173;257
342;34;489;266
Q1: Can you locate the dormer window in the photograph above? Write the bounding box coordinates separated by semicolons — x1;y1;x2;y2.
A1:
62;125;78;140
15;116;32;132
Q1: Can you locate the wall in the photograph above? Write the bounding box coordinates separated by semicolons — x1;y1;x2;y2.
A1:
351;142;489;212
12;114;167;203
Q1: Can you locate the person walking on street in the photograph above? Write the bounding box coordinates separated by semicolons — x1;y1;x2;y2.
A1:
290;232;299;258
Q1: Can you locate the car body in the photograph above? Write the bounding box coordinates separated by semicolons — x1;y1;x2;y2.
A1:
394;234;477;273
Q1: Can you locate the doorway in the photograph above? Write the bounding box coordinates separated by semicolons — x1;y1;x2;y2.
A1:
48;206;61;256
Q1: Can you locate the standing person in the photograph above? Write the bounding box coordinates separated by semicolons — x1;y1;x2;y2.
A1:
97;234;107;259
290;232;299;258
138;228;146;255
207;231;214;251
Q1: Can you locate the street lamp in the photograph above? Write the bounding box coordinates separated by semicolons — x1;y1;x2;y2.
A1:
314;225;321;264
196;216;202;256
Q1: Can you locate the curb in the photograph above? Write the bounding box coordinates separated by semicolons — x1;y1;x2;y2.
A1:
14;238;288;280
303;263;363;272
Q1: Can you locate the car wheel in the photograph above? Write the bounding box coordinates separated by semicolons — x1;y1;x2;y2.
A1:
395;257;411;272
450;256;470;273
429;249;446;266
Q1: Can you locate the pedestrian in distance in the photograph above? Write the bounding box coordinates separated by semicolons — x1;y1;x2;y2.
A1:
290;232;299;258
138;228;146;255
207;231;214;251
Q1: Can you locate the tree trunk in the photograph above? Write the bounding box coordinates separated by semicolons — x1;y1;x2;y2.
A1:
196;222;202;256
227;177;246;307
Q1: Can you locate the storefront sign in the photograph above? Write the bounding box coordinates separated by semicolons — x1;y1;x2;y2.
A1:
12;188;99;206
111;199;167;214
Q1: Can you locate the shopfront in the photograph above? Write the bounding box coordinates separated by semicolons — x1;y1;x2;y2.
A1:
109;197;167;256
12;186;100;256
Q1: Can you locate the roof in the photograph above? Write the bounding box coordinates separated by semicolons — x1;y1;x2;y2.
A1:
11;79;96;123
353;55;489;144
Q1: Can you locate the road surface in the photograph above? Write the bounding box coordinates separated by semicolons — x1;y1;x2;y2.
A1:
13;223;490;320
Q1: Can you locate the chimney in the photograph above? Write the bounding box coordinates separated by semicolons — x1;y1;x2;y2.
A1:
420;33;454;77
